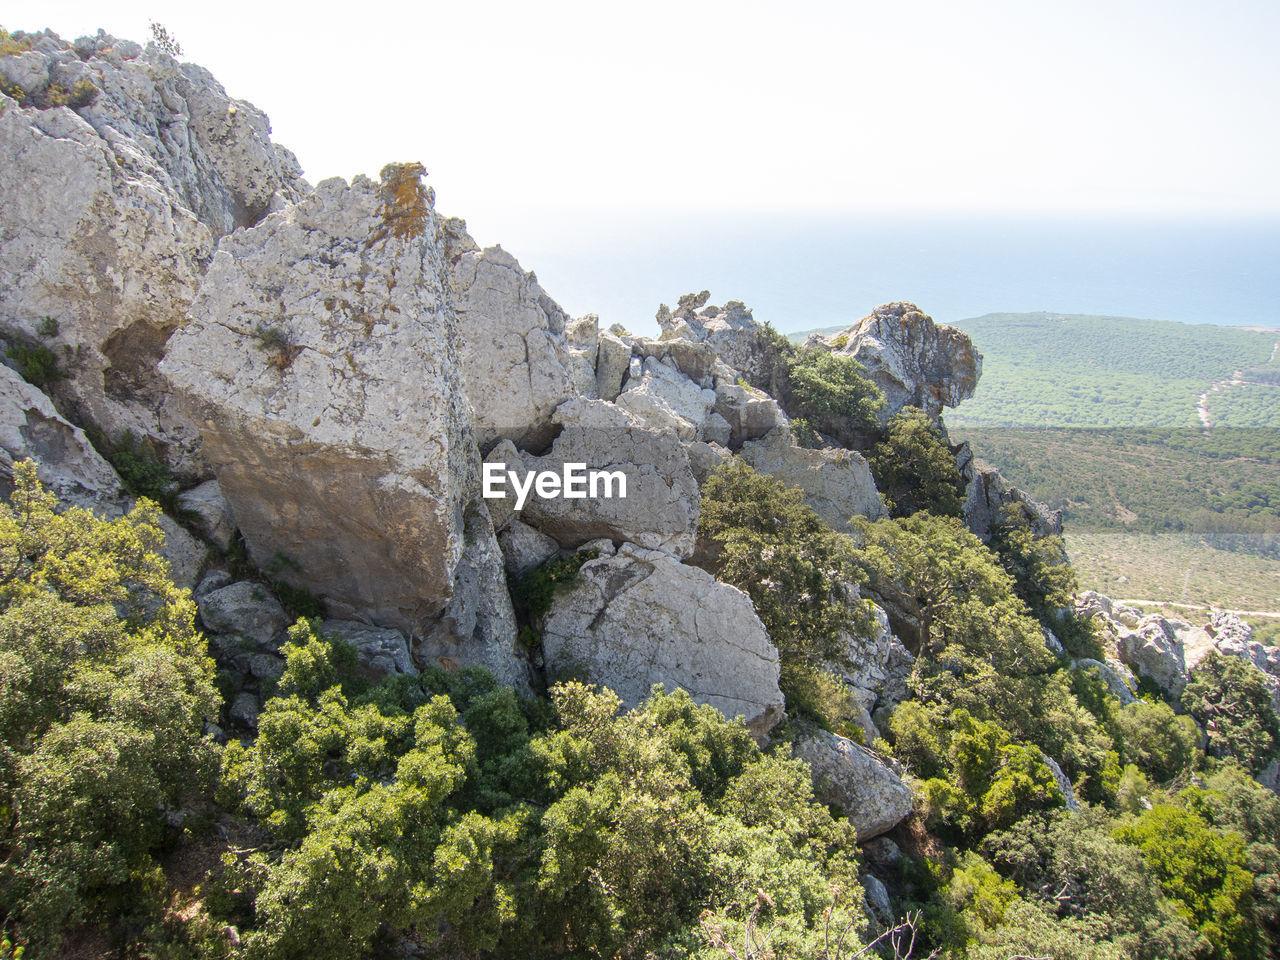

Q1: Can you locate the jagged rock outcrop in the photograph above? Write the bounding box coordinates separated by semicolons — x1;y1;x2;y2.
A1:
958;444;1064;545
160;168;480;637
790;725;913;840
492;398;701;558
540;543;784;736
656;292;776;388
197;581;289;647
825;302;980;424
414;506;530;693
616;355;718;441
740;427;887;531
0;362;122;508
1079;593;1280;715
1117;617;1188;697
837;601;915;725
0;31;306;473
443;222;576;450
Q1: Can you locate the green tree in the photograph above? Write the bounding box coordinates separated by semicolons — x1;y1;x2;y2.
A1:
1181;653;1280;774
779;346;885;441
1115;804;1260;960
697;458;870;712
868;406;965;518
0;462;219;956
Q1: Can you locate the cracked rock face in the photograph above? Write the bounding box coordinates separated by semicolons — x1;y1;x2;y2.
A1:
790;724;913;840
493;398;701;558
160;170;478;636
0;31;306;474
656;292;775;388
740;427;886;531
541;543;784;736
827;302;981;424
444;224;577;451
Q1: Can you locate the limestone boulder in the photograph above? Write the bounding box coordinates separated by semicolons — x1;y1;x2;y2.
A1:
414;506;531;693
444;223;576;450
498;399;701;558
161;168;478;637
712;381;788;447
790;725;913;840
197;581;288;647
595;331;632;402
616;356;717;440
0;32;306;474
321;620;413;681
564;314;601;397
0;362;122;508
740;427;886;531
541;543;784;737
498;519;561;579
176;478;236;550
827;302;980;424
1117;617;1187;697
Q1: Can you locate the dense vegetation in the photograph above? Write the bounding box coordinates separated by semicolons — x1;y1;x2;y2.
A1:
4;402;1279;960
944;313;1278;430
0;463;219;955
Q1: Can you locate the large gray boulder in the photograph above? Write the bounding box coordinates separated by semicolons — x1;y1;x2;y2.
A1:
499;398;701;558
0;31;306;473
161;168;480;636
616;355;718;441
740;427;887;531
826;302;981;424
1117;617;1188;697
541;543;784;736
321;620;413;682
0;362;122;508
791;725;913;840
444;224;576;450
197;581;289;647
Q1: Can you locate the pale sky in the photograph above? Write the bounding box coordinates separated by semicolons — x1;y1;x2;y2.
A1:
24;1;1280;255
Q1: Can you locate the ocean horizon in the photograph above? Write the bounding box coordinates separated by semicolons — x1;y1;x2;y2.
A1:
495;213;1280;338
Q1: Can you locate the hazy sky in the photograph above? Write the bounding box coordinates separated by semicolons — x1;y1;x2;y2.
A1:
25;0;1280;252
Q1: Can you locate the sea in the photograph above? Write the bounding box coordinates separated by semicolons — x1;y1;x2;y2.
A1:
500;214;1280;338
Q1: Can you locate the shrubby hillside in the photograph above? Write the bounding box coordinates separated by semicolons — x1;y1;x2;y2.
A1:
1;24;1279;960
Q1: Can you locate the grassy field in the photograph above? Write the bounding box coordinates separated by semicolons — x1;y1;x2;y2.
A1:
1066;530;1280;618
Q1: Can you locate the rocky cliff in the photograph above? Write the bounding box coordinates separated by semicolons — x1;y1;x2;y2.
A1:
0;28;1070;840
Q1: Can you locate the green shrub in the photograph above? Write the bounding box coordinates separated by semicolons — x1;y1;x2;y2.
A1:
0;462;219;956
106;429;176;506
1112;698;1201;783
697;459;870;699
782;346;884;435
511;548;598;621
868;406;964;518
5;341;63;388
1115;804;1261;959
789;416;822;449
218;625;870;959
1181;653;1280;774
